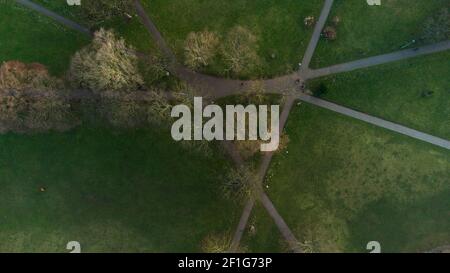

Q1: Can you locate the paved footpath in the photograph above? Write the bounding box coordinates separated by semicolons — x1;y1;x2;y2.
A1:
301;0;334;68
305;40;450;79
16;0;91;35
297;94;450;150
256;96;301;253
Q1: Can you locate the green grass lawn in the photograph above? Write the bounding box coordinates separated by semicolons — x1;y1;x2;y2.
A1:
0;127;239;252
32;0;156;54
308;50;450;140
240;204;285;253
0;2;89;75
311;0;449;68
258;103;450;252
143;0;324;78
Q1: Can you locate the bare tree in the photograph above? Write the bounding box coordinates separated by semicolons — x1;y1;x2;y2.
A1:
0;61;74;133
69;28;143;94
99;88;172;128
80;0;134;27
222;165;260;201
184;30;220;69
323;26;337;41
221;26;261;76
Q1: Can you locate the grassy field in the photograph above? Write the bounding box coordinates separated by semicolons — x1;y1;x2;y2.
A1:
311;0;449;68
0;2;89;75
0;127;239;252
258;103;450;252
240;204;285;253
308;50;450;140
32;0;156;53
144;0;324;78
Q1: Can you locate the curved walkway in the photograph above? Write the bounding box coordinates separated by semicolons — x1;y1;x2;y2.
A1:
18;0;450;98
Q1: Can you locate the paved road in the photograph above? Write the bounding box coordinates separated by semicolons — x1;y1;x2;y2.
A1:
297;94;450;150
305;40;450;79
15;0;91;36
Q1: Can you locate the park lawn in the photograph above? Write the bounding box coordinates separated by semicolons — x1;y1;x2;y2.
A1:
308;50;450;140
0;126;239;252
0;2;89;76
240;204;286;253
31;0;156;54
310;0;449;68
259;103;450;252
143;0;324;78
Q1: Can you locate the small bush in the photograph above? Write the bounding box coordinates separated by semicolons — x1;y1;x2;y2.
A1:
322;26;337;41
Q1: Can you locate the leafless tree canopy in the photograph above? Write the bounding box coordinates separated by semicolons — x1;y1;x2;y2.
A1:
184;30;220;69
0;61;74;133
69;29;144;94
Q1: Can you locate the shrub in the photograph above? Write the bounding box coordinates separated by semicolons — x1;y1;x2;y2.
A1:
322;26;337;41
